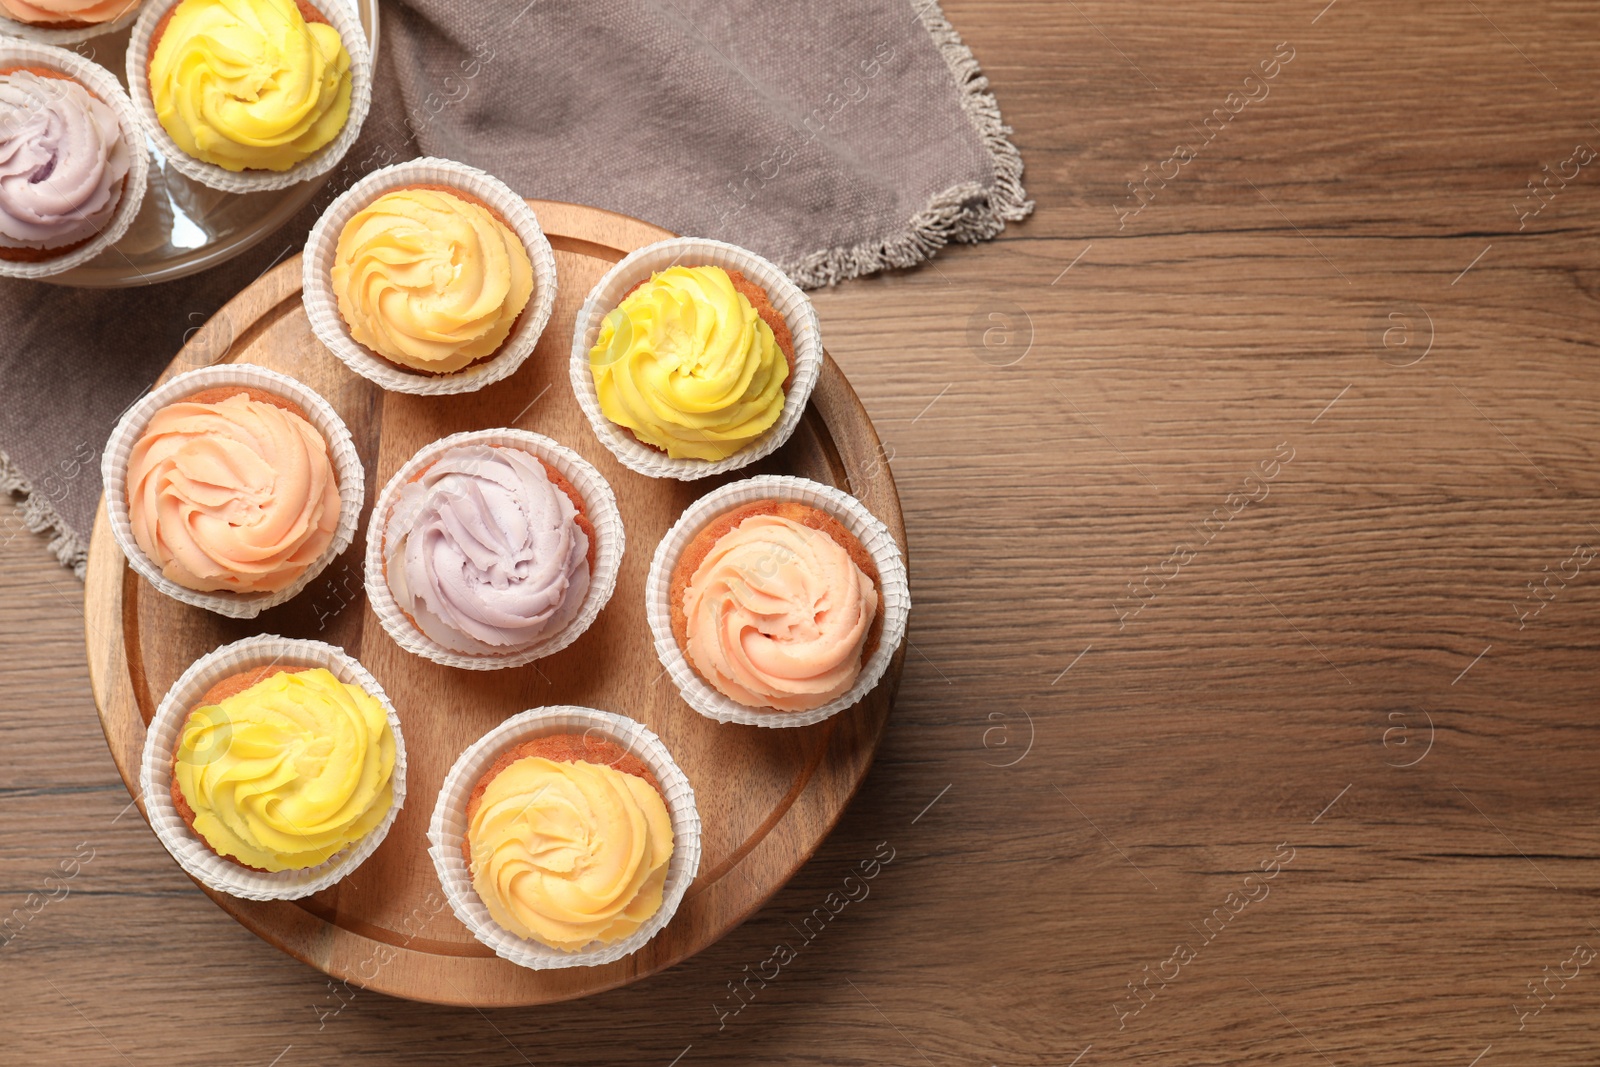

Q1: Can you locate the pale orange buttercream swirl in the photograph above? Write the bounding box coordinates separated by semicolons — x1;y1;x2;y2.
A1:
126;391;340;594
468;756;674;950
682;514;878;711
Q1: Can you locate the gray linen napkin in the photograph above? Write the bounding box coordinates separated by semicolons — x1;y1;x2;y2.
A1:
0;0;1029;576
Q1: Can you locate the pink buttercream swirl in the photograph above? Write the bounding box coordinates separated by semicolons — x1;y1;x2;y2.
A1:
682;514;878;711
0;70;129;249
1;0;137;26
126;391;340;594
385;444;591;655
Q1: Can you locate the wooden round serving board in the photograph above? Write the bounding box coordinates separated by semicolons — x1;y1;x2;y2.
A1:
83;200;906;1007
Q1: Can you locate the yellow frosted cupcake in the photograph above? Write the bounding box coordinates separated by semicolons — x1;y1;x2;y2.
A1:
147;0;352;172
588;265;792;461
331;185;534;375
171;664;395;871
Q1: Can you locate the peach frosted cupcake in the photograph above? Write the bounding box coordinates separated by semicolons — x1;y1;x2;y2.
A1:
671;499;881;712
647;475;911;727
126;385;341;595
103;364;364;618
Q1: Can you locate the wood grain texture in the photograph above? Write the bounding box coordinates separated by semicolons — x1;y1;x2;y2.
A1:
4;0;1600;1062
82;199;906;1006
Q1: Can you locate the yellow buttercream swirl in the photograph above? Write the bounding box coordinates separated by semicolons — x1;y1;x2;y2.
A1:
331;188;533;373
174;668;395;872
468;757;674;950
149;0;352;172
589;265;787;460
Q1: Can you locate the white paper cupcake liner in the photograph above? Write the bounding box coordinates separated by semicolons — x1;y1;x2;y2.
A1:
569;237;823;480
101;363;365;618
646;475;910;728
0;0;140;45
138;634;409;901
428;706;701;969
364;429;624;670
125;0;371;193
302;157;558;395
0;40;148;279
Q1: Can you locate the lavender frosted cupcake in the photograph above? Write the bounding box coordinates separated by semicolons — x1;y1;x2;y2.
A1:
0;65;132;262
383;443;595;657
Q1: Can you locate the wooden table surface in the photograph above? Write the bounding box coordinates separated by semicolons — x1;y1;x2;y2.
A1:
4;2;1599;1063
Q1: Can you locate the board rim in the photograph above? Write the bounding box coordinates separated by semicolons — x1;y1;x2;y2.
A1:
83;199;907;1007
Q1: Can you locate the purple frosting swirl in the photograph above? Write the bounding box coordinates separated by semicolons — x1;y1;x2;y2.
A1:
0;70;129;250
385;444;591;655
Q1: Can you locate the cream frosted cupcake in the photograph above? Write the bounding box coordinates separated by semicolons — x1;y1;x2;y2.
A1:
140;635;408;901
0;68;129;260
463;733;674;951
102;364;365;619
588;265;793;461
304;158;558;396
331;185;534;376
428;707;702;969
647;475;911;728
126;385;342;596
171;662;396;872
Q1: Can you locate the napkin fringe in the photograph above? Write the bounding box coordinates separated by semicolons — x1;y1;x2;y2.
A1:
781;0;1035;288
0;447;87;578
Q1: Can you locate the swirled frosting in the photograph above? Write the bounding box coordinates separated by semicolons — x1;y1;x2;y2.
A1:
149;0;352;172
331;188;533;373
0;71;130;250
385;444;590;654
468;756;674;949
126;391;340;594
0;0;134;25
174;668;395;871
683;514;878;711
589;265;787;460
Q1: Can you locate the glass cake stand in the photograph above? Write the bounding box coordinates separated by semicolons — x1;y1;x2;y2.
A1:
43;0;379;288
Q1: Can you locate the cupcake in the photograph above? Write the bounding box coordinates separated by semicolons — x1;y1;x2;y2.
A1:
304;159;558;396
381;442;594;656
145;0;353;173
171;662;396;872
588;264;792;461
125;385;341;595
0;0;137;31
0;65;132;262
671;499;881;712
330;185;534;375
462;733;675;951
